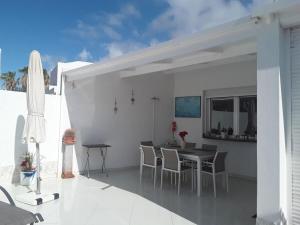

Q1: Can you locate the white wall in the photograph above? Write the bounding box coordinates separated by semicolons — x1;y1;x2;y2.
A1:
0;91;61;182
63;72;174;172
174;60;257;178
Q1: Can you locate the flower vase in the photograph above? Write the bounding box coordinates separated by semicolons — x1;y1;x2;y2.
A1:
20;170;36;186
180;140;186;149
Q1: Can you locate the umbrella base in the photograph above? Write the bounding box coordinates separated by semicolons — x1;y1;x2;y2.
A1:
16;191;59;206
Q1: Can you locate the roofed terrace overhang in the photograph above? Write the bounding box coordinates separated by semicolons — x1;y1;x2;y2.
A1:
63;0;300;81
64;16;258;81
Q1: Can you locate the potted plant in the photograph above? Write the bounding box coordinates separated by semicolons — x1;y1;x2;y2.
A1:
20;152;36;186
178;131;188;149
228;127;234;136
171;121;177;144
63;128;76;145
221;128;227;139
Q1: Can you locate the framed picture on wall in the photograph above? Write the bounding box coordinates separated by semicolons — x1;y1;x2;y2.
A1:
175;96;201;118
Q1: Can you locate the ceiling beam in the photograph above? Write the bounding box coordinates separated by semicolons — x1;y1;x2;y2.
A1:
119;42;256;78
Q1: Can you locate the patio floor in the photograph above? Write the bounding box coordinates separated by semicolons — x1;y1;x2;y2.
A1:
0;168;256;225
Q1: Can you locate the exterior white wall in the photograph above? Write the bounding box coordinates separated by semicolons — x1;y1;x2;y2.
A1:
0;91;61;182
63;72;174;172
256;17;289;221
174;60;257;179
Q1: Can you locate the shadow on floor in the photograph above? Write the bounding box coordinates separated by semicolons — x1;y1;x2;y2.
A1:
82;168;257;225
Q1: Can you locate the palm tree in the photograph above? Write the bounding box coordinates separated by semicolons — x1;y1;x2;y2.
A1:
19;66;28;92
43;69;50;90
18;67;50;92
0;71;18;91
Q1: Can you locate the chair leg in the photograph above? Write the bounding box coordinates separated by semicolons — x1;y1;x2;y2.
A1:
191;167;194;191
213;173;216;198
178;173;181;195
175;173;177;185
140;165;143;184
226;172;229;192
171;172;173;185
154;167;157;189
161;170;163;189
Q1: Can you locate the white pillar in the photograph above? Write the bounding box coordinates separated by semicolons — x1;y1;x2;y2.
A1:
257;16;289;221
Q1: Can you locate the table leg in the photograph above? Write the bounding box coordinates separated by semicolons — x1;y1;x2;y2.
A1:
84;149;90;178
197;158;201;197
100;147;108;176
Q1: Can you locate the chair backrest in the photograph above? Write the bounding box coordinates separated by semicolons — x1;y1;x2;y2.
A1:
202;144;217;152
185;142;196;149
140;145;156;166
140;141;153;146
213;151;228;173
161;148;179;171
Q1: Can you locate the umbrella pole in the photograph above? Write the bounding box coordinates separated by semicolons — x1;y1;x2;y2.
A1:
36;143;41;194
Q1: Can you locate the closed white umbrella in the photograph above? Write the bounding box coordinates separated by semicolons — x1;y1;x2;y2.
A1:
17;50;58;205
23;50;45;194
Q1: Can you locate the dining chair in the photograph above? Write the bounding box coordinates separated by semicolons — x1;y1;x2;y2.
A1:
140;141;153;146
140;145;160;188
200;151;229;197
185;142;196;149
202;144;217;152
160;148;192;195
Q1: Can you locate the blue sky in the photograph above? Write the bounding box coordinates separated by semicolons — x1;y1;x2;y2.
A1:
0;0;265;73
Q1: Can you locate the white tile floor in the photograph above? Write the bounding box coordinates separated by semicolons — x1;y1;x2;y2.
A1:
0;168;256;225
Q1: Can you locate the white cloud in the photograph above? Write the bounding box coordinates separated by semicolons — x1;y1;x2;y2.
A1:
65;4;140;42
101;25;122;40
150;0;251;38
78;48;92;61
66;20;100;40
42;54;66;71
105;41;146;59
106;4;141;27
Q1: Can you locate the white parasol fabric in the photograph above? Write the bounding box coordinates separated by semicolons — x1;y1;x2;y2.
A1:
23;50;46;143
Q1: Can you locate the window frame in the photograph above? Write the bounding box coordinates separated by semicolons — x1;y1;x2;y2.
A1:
204;86;257;137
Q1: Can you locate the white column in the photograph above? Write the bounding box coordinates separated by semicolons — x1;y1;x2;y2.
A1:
256;16;289;221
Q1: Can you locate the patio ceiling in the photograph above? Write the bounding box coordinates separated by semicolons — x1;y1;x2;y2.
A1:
65;16;258;81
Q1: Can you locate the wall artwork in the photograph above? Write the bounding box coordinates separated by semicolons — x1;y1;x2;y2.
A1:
175;96;201;118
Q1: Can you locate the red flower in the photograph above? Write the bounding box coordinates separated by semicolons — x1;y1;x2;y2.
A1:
179;131;188;141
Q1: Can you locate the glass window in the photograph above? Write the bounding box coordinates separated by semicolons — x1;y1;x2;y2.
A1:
210;98;234;135
239;96;257;137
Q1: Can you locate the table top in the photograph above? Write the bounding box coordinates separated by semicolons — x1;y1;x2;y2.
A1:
154;148;216;160
82;144;111;148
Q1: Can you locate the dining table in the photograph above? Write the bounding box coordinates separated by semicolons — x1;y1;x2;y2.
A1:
155;147;215;197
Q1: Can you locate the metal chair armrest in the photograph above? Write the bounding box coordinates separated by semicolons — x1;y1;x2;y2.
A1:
0;185;16;206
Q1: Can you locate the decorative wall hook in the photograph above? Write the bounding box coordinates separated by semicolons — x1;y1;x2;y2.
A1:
114;97;118;113
131;89;135;104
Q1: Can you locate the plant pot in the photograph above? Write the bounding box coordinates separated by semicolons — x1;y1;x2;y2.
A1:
20;170;36;186
63;136;76;145
221;132;226;139
180;140;186;149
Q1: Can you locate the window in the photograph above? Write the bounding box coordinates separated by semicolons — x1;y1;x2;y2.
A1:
239;96;257;137
210;98;234;135
204;86;257;142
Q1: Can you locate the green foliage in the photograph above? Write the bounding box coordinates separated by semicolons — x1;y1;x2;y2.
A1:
1;66;50;92
0;71;18;91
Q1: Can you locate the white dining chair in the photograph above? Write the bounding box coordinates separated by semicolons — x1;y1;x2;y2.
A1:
140;145;160;188
160;148;192;195
200;151;229;197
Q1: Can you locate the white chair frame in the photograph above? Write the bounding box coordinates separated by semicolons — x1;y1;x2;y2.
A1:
140;145;160;188
160;148;190;195
200;151;229;198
